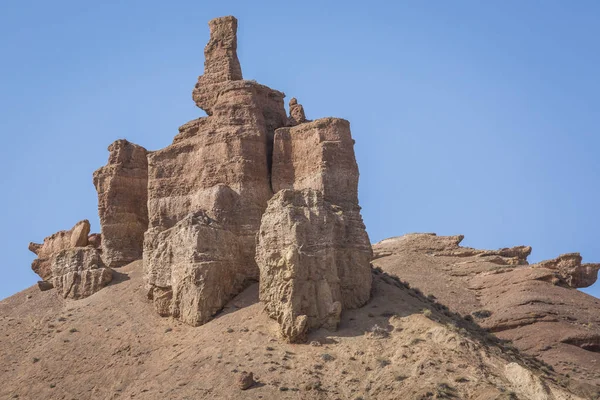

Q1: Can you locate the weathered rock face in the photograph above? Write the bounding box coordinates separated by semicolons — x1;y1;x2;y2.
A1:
144;16;287;324
257;116;372;340
145;211;244;326
372;233;600;387
272;118;361;209
28;220;111;299
29;220;91;281
257;190;372;343
51;248;112;299
533;252;600;288
93;139;149;268
192;15;243;115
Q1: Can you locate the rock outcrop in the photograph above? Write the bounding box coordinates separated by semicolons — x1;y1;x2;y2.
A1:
258;117;372;341
272;118;361;208
373;233;600;386
144;211;244;326
50;248;112;299
29;220;91;282
257;189;371;342
287;97;307;126
533;252;600;288
93;139;149;268
28;220;112;298
192;15;243;114
144;16;287;325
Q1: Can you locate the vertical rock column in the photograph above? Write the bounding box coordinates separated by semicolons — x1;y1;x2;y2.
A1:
257;117;373;342
144;16;286;326
93;139;149;268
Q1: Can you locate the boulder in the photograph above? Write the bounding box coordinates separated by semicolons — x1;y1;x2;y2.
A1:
256;189;371;343
93;139;149;268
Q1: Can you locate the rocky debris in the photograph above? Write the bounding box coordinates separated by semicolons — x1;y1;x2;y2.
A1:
373;233;600;387
256;189;371;343
29;220;91;281
145;211;244;326
192;15;243;114
532;252;600;288
287;97;307;126
93;139;149;268
50;248;112;299
237;371;255;390
144;16;287;325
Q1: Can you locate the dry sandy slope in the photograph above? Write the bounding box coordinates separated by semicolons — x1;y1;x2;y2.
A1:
0;261;590;399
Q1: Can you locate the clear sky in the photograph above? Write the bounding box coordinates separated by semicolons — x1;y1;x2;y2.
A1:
1;1;599;300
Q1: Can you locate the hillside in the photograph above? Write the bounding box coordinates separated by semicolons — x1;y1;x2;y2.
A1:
2;260;594;399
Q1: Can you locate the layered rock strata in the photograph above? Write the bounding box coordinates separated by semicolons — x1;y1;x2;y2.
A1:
93;139;149;268
28;220;112;298
257;117;372;341
372;233;600;385
29;219;91;282
144;16;288;324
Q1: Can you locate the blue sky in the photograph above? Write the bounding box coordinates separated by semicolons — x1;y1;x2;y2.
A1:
1;1;599;299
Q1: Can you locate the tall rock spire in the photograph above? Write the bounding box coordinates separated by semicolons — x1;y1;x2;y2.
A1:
192;16;243;115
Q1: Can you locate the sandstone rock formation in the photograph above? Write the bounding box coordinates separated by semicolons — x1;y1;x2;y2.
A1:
257;189;372;342
373;233;600;386
145;16;372;333
192;15;243;114
258;117;372;341
50;248;112;299
28;220;112;298
144;16;287;325
144;211;244;326
272;118;361;208
533;252;600;288
93;139;149;268
287;97;307;126
29;220;91;282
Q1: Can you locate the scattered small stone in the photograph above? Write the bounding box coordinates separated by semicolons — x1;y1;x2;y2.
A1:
309;341;322;347
32;357;40;363
266;346;274;351
164;327;172;333
237;372;255;390
226;328;234;333
321;353;335;362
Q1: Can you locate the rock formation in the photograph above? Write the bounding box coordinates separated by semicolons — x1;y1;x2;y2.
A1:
144;16;371;332
256;189;371;342
50;248;112;299
25;16;372;332
287;97;307;126
144;15;288;325
373;233;600;384
533;252;600;288
93;139;149;268
192;15;243;114
28;220;112;298
29;220;91;282
258;117;372;341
